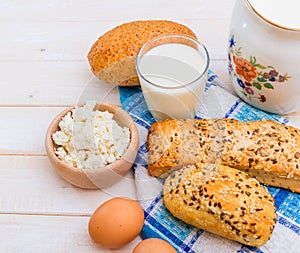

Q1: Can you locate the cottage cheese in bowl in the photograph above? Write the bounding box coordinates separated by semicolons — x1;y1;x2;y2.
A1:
52;101;130;169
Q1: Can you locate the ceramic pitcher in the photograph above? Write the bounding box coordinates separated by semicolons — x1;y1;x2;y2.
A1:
228;0;300;114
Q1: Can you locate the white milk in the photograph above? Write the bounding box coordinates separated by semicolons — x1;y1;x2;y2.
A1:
248;0;300;30
138;43;208;120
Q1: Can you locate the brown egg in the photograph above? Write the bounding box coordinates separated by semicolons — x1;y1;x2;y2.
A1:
88;197;144;249
132;238;177;253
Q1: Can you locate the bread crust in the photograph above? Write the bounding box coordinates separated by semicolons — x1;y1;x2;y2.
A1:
148;119;300;192
87;20;197;86
163;163;277;246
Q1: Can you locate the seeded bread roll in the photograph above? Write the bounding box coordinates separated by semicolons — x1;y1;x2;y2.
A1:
147;119;300;192
87;20;197;86
164;163;277;246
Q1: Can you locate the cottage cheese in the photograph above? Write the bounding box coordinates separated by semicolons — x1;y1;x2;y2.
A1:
52;102;130;169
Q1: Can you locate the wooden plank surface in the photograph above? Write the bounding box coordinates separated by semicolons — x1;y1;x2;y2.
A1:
0;60;230;106
0;0;235;21
0;213;141;253
0;107;66;154
0;61;120;106
0;19;230;62
0;156;137;215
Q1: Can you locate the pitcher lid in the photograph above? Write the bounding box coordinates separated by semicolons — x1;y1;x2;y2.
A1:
246;0;300;31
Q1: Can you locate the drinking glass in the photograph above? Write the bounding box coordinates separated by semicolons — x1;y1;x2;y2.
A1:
136;34;210;121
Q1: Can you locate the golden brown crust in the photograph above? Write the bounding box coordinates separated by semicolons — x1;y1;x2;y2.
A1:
164;163;277;246
148;119;300;192
87;20;197;86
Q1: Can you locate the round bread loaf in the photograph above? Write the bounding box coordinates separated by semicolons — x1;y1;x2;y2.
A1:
164;163;277;247
87;20;197;86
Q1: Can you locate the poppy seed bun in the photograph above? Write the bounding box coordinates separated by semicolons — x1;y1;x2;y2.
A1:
87;20;197;86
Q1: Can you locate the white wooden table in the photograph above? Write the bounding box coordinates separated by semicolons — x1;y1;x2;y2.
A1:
0;0;236;252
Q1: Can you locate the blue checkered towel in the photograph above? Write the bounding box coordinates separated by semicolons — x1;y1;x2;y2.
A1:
119;70;300;253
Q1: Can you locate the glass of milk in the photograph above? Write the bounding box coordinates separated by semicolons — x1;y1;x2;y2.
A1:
136;34;210;121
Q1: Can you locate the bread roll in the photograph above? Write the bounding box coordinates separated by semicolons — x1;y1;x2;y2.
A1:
147;119;300;192
87;20;197;86
163;163;277;246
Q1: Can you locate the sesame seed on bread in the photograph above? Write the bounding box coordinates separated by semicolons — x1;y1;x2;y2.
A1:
87;20;197;86
148;119;300;193
163;163;277;246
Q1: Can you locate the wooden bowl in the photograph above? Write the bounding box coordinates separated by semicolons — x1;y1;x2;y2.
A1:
45;103;139;189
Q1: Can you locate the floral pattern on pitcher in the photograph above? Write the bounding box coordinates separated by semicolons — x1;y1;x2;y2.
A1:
228;35;291;103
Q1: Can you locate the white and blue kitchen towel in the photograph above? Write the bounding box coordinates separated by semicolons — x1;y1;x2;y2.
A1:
119;70;300;253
